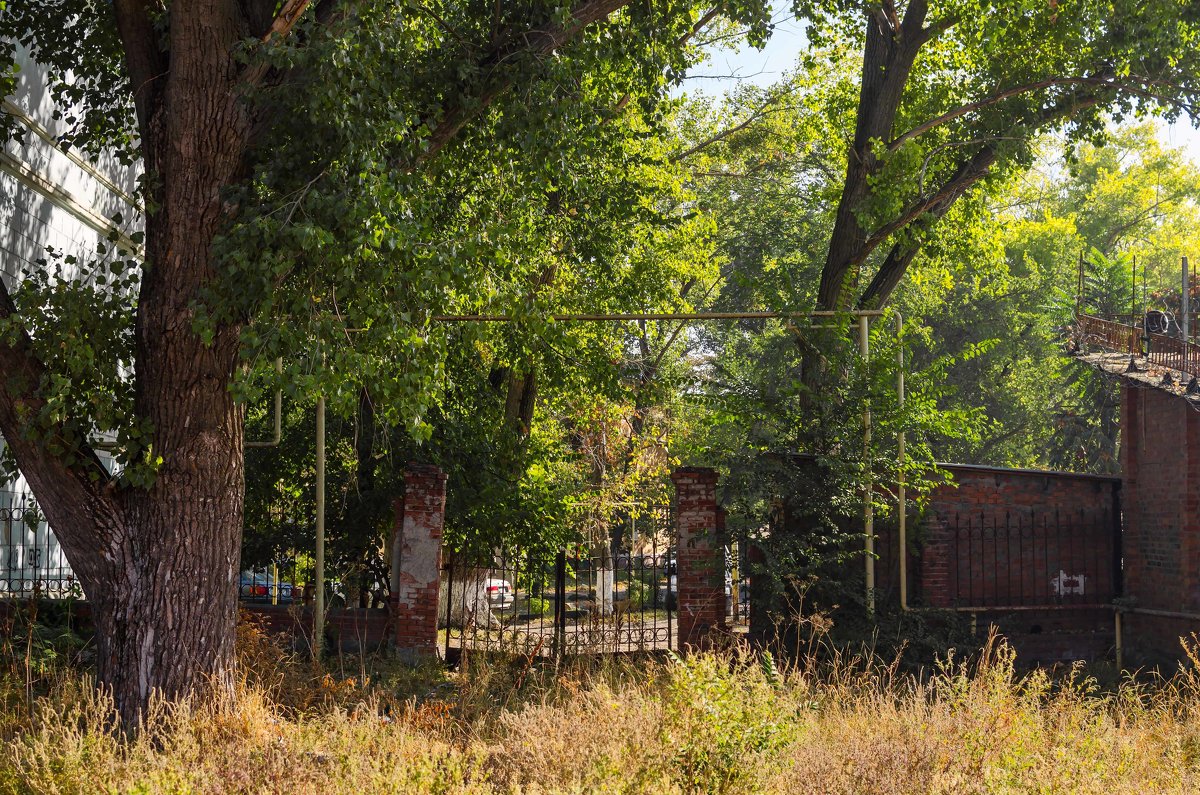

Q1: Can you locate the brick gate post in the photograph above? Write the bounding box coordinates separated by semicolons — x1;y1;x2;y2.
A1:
672;467;726;650
390;463;447;661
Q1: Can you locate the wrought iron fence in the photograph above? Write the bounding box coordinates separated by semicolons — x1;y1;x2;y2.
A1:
237;558;380;609
0;489;378;607
947;509;1119;609
0;491;76;597
239;559;313;606
1077;312;1200;378
444;514;677;658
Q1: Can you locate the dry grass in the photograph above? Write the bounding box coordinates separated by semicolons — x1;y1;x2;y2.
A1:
3;619;1200;794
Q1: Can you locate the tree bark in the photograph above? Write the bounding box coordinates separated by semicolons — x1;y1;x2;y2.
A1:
816;1;927;312
64;0;252;727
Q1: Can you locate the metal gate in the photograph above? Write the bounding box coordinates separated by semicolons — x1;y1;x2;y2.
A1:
442;508;676;658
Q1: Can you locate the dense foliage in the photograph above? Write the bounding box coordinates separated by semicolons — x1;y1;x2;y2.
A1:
4;0;1200;716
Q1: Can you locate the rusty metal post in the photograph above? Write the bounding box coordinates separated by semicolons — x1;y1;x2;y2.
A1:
1184;257;1191;371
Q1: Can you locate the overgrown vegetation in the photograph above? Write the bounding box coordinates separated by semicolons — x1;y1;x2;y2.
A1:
4;613;1200;793
7;0;1200;724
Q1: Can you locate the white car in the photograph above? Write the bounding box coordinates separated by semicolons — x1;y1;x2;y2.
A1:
485;578;515;610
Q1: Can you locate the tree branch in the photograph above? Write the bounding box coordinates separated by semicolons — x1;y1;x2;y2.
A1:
858;145;999;269
111;0;168;147
684;5;726;46
856;236;927;310
261;0;312;42
0;279;124;582
815;0;928;310
670;88;795;162
887;72;1200;151
914;12;957;46
603;4;724;127
414;0;634;166
854;93;1107;308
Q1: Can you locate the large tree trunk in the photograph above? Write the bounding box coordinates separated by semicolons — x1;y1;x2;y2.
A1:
98;282;246;724
816;2;927;312
74;0;252;727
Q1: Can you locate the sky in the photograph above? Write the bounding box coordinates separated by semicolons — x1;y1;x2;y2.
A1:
679;2;1200;164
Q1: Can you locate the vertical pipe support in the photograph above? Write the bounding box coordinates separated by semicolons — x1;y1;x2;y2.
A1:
896;312;907;611
860;314;874;616
314;394;326;658
1131;258;1138;359
1076;250;1085;319
245;358;284;448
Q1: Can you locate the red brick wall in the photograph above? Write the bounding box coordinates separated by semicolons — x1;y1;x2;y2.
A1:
929;464;1119;516
971;607;1115;666
1120;384;1200;663
913;464;1119;610
672;467;726;649
241;605;391;653
390;464;446;661
886;464;1120;664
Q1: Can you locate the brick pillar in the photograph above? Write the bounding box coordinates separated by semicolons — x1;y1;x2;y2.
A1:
920;514;953;608
672;467;726;650
390;463;447;661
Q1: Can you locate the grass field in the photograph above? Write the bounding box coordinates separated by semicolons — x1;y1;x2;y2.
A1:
2;615;1200;794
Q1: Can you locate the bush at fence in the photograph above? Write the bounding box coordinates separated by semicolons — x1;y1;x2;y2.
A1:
626;579;653;611
525;597;551;618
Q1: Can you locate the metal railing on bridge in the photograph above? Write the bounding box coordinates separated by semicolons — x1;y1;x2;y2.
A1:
1077;313;1200;380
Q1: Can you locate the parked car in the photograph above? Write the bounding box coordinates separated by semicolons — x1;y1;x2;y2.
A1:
239;569;298;603
485;577;515;610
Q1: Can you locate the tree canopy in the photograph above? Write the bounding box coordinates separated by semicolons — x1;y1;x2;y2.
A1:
3;0;1200;723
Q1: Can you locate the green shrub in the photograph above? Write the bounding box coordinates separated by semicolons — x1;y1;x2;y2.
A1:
625;578;653;610
524;596;551;617
664;651;792;794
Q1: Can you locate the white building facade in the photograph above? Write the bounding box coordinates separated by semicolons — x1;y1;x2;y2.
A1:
0;48;140;595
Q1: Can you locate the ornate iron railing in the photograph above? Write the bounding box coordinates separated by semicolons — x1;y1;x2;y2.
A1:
444;507;678;658
0;491;77;597
1077;313;1200;381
